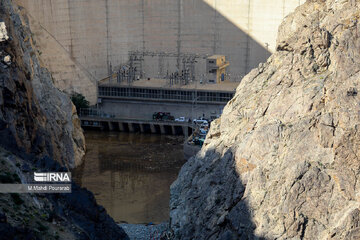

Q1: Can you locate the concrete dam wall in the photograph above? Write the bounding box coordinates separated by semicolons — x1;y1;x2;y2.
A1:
16;0;305;104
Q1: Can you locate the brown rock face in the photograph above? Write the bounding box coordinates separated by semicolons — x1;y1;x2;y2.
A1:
0;0;85;168
0;6;129;240
170;1;360;239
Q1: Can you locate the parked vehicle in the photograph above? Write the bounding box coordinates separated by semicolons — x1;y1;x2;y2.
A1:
152;112;175;121
200;124;209;131
199;128;207;135
175;117;186;122
193;119;209;126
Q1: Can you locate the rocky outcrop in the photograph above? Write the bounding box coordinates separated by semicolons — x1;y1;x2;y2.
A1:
0;1;128;239
170;1;360;239
0;147;129;240
0;0;85;168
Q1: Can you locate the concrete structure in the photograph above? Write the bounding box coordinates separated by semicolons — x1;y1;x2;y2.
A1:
206;55;229;83
97;78;237;120
80;116;194;136
16;0;305;104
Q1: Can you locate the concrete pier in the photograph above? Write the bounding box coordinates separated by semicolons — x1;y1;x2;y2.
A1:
80;116;194;136
128;123;135;133
159;125;166;135
150;124;156;134
118;122;124;131
139;124;145;133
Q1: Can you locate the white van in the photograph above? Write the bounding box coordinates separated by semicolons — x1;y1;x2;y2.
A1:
193;119;208;126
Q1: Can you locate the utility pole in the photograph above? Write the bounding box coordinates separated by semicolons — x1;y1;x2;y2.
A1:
191;76;199;128
140;0;145;78
105;0;111;76
244;0;252;76
176;0;182;71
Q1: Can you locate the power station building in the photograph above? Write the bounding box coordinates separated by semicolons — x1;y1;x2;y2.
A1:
206;55;229;84
97;77;237;121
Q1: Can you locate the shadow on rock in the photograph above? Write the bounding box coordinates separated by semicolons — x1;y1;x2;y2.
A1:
170;148;259;240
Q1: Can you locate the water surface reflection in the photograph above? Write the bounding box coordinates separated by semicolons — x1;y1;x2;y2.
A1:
73;131;185;224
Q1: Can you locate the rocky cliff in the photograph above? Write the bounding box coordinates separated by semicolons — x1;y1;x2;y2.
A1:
0;0;128;239
0;0;85;168
170;0;360;239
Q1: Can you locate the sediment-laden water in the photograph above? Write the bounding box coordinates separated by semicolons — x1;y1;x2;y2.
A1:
73;131;185;224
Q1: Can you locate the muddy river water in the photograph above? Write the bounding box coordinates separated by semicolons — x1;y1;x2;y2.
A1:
73;131;186;224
